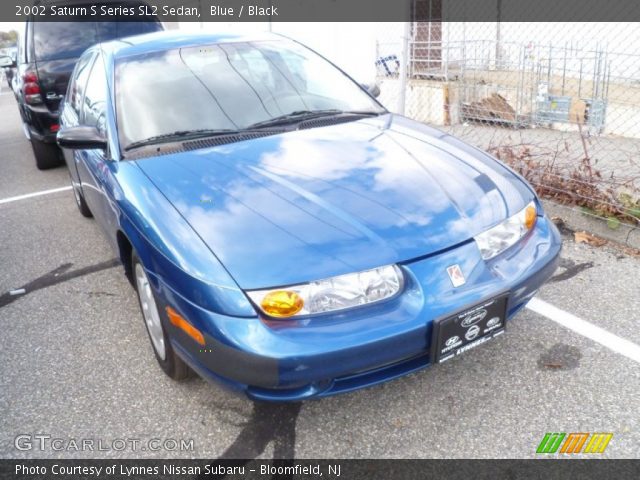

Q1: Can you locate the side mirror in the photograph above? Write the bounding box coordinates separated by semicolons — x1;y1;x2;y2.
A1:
0;55;16;68
57;126;107;150
361;82;381;98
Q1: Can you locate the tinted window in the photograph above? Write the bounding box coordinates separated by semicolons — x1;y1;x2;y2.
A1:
33;21;160;62
82;55;108;133
116;40;384;148
68;52;96;116
34;22;98;62
97;21;160;40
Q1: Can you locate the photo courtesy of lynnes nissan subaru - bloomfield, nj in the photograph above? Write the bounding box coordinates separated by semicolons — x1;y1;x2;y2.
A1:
56;30;561;401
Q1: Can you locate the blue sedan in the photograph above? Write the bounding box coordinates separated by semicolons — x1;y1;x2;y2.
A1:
57;31;561;401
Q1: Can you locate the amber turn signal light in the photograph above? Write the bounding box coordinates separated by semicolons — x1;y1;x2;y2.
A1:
261;290;304;318
166;306;205;345
524;204;537;230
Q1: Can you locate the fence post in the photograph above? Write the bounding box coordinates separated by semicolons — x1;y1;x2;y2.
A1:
397;21;411;115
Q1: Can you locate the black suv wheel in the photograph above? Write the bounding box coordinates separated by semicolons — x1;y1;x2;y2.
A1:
30;136;64;170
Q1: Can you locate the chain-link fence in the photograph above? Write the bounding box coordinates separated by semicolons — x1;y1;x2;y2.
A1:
375;21;640;236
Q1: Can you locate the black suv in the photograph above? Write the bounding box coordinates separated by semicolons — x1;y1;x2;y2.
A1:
11;2;163;169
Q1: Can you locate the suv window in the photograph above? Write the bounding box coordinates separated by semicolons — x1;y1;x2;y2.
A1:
97;22;159;40
82;55;108;134
33;21;160;62
68;52;96;117
33;22;98;62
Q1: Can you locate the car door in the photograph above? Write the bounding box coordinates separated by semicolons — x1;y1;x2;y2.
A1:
75;53;120;250
60;51;96;187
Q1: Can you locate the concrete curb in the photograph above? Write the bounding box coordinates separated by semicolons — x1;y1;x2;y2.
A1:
542;199;640;250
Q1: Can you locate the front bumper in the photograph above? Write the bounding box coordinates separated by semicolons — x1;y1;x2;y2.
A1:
160;214;561;401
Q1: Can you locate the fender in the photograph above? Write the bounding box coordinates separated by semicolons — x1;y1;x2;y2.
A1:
112;161;255;317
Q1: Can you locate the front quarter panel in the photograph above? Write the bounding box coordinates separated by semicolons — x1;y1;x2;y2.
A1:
112;161;255;317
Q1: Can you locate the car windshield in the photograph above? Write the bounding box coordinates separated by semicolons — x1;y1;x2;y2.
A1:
115;39;386;149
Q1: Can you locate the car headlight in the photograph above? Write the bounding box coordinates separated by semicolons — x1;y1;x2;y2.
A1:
474;201;537;260
246;265;404;318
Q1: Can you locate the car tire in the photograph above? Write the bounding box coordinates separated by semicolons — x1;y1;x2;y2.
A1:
71;183;92;218
30;136;63;170
132;252;193;381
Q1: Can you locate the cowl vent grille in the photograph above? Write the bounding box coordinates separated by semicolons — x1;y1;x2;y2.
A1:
183;131;278;151
126;131;283;159
297;115;368;130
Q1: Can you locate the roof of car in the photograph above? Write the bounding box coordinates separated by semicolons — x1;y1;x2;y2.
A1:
99;30;283;60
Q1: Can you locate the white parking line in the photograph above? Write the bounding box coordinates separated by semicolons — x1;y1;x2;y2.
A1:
527;297;640;364
0;186;72;205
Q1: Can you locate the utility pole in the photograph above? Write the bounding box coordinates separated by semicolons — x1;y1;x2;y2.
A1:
398;21;411;115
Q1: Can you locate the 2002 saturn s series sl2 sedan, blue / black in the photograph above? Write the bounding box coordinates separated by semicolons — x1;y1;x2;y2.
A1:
57;31;561;401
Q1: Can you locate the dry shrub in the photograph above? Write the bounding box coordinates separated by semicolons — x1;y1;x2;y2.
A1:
488;143;640;226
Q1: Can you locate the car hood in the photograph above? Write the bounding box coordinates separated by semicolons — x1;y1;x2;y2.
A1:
136;114;533;289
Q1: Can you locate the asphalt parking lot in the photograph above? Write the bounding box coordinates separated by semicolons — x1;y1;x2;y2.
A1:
0;88;639;460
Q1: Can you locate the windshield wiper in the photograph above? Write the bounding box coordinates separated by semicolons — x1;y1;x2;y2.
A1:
124;111;383;151
248;109;381;129
124;129;242;151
